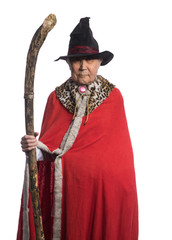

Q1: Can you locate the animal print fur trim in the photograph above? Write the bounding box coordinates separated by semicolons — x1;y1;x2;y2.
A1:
55;75;115;115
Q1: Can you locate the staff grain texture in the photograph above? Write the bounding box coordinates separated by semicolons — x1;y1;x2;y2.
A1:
24;14;57;240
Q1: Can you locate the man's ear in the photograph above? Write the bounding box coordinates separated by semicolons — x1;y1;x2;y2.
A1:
97;59;102;67
66;59;72;70
99;59;103;65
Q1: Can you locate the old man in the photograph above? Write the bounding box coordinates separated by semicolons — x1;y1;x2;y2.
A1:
17;17;138;240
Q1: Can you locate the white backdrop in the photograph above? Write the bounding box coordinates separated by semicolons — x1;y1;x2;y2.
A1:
1;0;172;239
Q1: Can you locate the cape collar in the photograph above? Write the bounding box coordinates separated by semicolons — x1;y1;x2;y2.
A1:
55;75;115;115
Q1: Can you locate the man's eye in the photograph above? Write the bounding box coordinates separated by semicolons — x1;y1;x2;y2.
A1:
87;59;94;62
70;57;81;62
69;57;95;63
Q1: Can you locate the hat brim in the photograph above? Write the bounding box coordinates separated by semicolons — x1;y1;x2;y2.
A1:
54;51;114;66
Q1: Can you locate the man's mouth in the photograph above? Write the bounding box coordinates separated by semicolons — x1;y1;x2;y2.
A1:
78;74;89;77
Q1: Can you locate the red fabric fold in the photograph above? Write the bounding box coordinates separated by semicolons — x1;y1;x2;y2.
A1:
17;87;138;240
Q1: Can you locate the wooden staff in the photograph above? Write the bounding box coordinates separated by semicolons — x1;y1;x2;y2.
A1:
24;14;57;240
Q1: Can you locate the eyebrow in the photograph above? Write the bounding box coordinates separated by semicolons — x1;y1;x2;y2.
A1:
69;56;99;62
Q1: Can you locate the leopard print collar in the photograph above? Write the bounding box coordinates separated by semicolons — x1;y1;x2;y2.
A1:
55;75;115;115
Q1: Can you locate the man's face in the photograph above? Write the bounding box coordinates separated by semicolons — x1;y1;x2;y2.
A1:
68;57;102;85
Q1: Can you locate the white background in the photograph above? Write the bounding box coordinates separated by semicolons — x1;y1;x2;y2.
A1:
1;0;172;239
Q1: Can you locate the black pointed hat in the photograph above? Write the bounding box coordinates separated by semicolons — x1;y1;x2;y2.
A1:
55;17;114;66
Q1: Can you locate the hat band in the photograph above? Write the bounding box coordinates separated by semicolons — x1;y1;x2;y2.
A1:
68;46;99;55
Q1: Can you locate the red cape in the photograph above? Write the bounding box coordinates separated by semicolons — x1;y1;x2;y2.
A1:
17;87;138;240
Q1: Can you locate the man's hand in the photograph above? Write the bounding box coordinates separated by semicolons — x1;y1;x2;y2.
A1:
21;132;39;152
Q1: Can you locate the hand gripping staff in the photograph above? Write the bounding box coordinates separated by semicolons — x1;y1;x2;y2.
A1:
24;14;57;240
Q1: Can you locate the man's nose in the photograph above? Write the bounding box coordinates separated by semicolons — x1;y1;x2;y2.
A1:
79;59;87;70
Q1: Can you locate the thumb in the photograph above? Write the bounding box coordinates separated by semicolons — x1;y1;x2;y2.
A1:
34;132;39;137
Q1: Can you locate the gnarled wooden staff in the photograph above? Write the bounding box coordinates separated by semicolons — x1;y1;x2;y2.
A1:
24;14;57;240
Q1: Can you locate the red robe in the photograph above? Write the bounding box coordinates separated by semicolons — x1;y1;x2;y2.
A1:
17;87;138;240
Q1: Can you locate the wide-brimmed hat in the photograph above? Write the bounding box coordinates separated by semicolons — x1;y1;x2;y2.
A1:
55;17;114;66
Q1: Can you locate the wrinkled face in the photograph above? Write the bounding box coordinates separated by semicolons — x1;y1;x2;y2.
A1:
68;57;102;85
